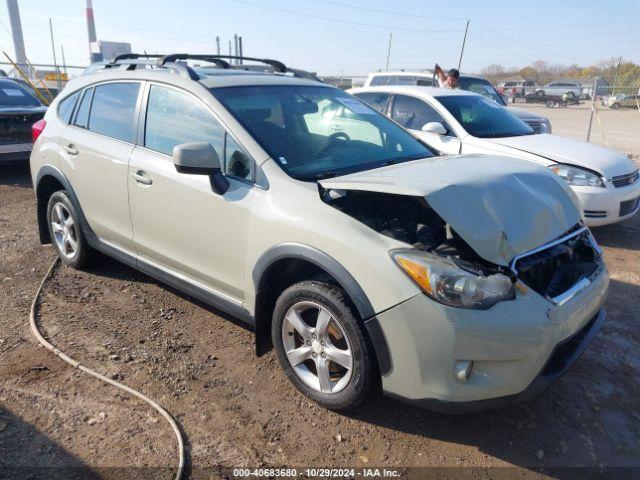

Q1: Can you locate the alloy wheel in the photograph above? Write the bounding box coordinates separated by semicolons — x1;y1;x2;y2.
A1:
51;202;78;259
282;301;353;394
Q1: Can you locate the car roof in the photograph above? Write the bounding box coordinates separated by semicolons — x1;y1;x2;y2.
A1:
62;67;327;95
350;85;480;99
369;70;433;77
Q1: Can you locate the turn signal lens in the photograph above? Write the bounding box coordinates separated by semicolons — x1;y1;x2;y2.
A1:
396;256;432;294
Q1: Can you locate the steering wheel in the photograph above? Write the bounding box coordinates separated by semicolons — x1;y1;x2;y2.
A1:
316;131;351;159
328;131;350;143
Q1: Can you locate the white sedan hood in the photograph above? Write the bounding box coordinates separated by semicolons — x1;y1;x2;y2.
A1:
320;155;580;266
485;134;636;178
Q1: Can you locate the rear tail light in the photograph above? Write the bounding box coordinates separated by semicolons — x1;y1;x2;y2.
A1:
32;119;47;143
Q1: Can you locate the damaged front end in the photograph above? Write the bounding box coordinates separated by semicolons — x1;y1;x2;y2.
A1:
321;187;603;309
321;188;518;309
318;155;604;309
510;226;604;305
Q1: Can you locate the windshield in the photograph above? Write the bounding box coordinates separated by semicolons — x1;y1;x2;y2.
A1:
212;85;434;180
458;77;505;105
436;94;534;138
0;82;41;107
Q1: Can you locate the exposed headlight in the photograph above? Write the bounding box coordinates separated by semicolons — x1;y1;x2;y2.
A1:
391;250;515;310
549;164;604;188
540;119;552;133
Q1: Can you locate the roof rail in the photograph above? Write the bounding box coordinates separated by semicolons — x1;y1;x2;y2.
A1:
101;53;198;80
158;54;287;73
110;53;165;64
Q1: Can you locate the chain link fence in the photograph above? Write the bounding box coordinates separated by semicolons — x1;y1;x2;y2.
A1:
507;83;640;159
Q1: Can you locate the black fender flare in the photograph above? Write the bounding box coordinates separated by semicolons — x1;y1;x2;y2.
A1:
252;243;376;320
252;243;391;374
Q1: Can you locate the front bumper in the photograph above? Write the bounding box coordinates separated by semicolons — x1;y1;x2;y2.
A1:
366;266;609;413
573;180;640;227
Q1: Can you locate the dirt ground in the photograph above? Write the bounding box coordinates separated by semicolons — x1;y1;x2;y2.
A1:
1;162;640;480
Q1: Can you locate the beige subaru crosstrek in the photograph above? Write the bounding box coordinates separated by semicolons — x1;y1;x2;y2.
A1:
30;54;608;412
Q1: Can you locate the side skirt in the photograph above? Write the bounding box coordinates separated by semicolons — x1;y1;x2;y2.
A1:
85;235;255;328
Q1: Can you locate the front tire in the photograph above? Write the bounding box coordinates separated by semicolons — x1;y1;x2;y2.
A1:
47;191;93;268
271;281;376;411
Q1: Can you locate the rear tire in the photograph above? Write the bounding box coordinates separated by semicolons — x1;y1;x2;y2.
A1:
47;191;93;268
611;103;620;110
271;280;376;411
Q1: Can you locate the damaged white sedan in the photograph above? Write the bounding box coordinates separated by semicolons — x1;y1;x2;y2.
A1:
31;60;608;412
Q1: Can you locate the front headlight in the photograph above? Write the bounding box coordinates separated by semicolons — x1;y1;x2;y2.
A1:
549;164;604;188
391;250;515;310
540;119;552;133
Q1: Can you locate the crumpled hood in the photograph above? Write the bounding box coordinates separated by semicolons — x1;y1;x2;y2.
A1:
320;155;580;266
484;133;636;178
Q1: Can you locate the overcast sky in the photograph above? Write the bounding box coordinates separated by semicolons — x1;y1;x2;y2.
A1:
1;0;639;76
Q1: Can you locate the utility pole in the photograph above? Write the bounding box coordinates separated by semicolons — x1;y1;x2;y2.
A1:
49;18;61;91
233;34;238;64
61;45;67;74
612;55;622;93
458;19;469;71
385;33;392;71
238;36;243;64
6;0;27;76
215;36;220;55
586;79;597;143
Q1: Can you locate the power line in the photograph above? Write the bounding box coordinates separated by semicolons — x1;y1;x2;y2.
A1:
310;0;465;21
228;0;462;33
470;20;578;63
466;31;529;64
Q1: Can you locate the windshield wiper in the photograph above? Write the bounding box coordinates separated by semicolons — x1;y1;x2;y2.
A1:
383;153;426;165
313;171;344;180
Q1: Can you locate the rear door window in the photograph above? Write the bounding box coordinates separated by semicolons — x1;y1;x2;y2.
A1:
354;92;390;113
88;82;140;142
73;87;93;129
391;94;450;132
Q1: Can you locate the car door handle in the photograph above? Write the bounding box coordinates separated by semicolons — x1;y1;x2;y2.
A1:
63;144;78;155
131;171;153;185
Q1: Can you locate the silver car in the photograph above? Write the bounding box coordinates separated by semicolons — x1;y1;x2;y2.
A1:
30;54;608;412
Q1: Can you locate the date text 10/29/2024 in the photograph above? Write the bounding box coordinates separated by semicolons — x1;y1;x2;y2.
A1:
232;468;403;478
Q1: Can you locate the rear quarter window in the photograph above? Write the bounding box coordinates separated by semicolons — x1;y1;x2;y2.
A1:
58;91;81;124
73;87;93;129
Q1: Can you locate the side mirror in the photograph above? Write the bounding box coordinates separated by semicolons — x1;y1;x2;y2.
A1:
500;94;509;104
421;122;447;135
173;142;229;195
